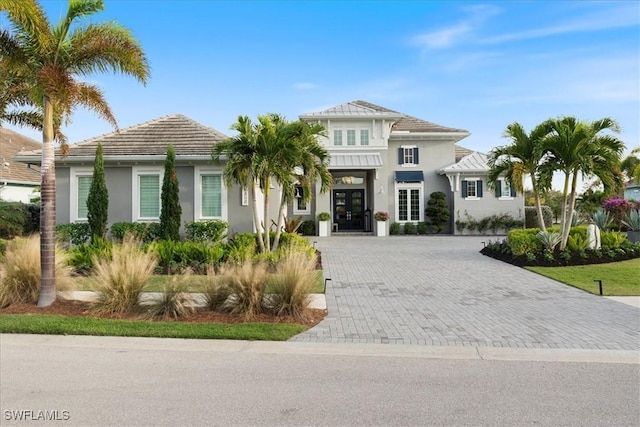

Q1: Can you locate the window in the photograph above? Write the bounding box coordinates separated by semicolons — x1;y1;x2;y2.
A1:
133;167;163;221
497;179;516;199
398;146;419;165
293;185;310;215
462;179;483;199
70;168;93;222
334;130;343;146
360;129;369;146
396;183;423;222
194;167;227;220
201;174;222;217
347;130;356;146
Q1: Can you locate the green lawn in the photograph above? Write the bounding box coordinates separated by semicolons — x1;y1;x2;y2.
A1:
526;258;640;296
0;315;306;340
74;270;326;294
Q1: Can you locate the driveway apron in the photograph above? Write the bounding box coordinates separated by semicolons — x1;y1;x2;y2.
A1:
290;236;639;350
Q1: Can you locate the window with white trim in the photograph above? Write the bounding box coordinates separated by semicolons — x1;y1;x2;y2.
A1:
395;182;423;222
133;167;163;221
347;130;356;146
293;185;311;215
462;179;483;199
497;178;515;199
194;167;227;220
70;168;93;222
333;130;343;146
360;129;369;145
398;146;419;166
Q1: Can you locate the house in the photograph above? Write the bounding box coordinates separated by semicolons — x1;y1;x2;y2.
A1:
0;127;41;203
15;102;524;236
624;180;639;201
298;101;524;234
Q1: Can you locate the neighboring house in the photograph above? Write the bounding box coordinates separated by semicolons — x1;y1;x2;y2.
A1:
0;127;41;203
298;101;524;234
15;114;265;235
15;102;524;236
624;180;639;201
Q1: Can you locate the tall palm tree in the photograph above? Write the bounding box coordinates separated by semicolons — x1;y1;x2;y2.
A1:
271;119;331;252
487;121;553;231
0;0;149;306
544;116;625;249
621;147;640;183
212;115;266;253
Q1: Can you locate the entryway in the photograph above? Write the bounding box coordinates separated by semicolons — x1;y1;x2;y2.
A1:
333;189;364;231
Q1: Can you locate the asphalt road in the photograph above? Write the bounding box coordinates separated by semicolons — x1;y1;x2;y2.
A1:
1;335;638;426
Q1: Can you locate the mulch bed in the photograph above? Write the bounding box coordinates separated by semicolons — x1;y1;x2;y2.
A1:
0;299;327;327
481;246;640;267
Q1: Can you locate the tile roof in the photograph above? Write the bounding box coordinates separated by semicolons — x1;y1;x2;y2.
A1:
301;100;469;134
454;145;474;162
18;114;228;159
0;128;41;184
440;151;489;173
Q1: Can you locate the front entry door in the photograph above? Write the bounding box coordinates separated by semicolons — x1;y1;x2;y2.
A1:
333;189;364;231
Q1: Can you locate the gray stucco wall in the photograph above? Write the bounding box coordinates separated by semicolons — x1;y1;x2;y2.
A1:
56;167;70;224
227;186;255;234
105;166;132;226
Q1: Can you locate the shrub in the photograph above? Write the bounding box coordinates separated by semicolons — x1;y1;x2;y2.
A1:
266;248;317;320
416;221;429;235
282;216;304;233
151;240;225;274
110;222;161;243
0;201;25;238
184;220;227;243
602;198;635;228
425;191;449;233
507;228;543;256
590;209;612;231
0;235;73;308
622;209;640;231
600;231;626;249
160;145;182;241
403;222;416;235
374;211;389;221
143;277;194;320
216;260;269;319
87;143;108;241
55;223;91;247
567;233;589;252
317;212;331;221
524;206;553;228
67;237;113;274
224;232;258;263
299;220;316;236
91;238;157;314
23;203;40;234
455;220;467;233
389;222;400;235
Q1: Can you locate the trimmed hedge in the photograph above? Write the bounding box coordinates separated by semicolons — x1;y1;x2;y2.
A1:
507;225;588;256
524;206;553;228
110;222;161;243
184;220;227;243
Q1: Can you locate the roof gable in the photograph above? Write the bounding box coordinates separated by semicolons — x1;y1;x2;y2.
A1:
440;151;489;173
0;128;41;184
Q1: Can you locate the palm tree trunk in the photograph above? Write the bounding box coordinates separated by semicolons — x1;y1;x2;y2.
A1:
250;183;265;253
560;171;580;250
272;190;287;252
558;172;571;251
531;177;547;232
37;96;56;307
263;176;271;253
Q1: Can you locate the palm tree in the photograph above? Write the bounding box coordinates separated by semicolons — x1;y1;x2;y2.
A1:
212;115;266;253
544;116;625;249
487;121;553;231
0;0;149;306
271;119;331;252
621;147;640;183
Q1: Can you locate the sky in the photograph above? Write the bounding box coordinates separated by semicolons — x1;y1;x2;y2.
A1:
2;0;639;182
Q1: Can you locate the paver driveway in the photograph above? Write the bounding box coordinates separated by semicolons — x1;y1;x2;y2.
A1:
291;236;639;350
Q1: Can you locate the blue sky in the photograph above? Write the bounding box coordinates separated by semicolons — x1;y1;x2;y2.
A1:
3;0;639;166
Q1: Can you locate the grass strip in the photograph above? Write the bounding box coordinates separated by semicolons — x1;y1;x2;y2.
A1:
0;315;306;341
526;258;640;296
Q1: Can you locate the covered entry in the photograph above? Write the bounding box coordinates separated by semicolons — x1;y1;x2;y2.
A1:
333;189;365;230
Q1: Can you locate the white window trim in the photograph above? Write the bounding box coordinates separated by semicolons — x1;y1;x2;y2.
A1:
395;181;423;223
132;166;163;222
498;178;514;200
401;145;417;167
333;129;343;146
332;126;373;147
464;177;480;200
70;167;93;222
194;166;228;221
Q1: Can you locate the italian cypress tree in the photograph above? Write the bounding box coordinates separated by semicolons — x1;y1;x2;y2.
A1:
425;191;450;233
160;145;182;241
87;143;108;241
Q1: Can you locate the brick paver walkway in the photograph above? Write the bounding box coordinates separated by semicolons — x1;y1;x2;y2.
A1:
290;236;640;350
